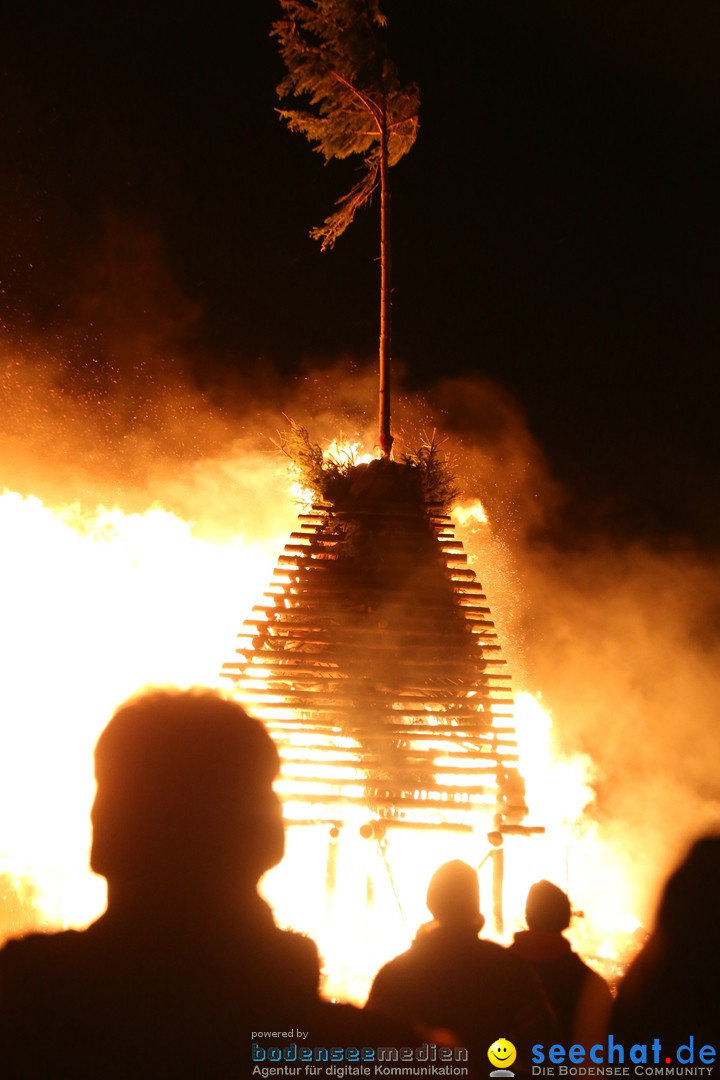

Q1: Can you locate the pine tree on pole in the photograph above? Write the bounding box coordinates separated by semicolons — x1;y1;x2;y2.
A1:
273;0;419;458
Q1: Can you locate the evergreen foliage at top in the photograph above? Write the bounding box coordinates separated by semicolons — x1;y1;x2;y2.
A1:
400;439;461;512
277;417;460;513
273;0;419;249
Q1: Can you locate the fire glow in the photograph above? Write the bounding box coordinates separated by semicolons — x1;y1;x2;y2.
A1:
0;491;281;931
0;471;641;1000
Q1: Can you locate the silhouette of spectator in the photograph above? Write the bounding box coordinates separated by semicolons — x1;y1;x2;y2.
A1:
612;835;720;1046
510;879;612;1047
366;859;558;1076
0;688;323;1078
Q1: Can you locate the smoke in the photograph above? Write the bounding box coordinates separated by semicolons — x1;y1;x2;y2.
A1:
421;385;720;924
397;378;720;924
1;215;299;541
300;369;720;926
2;218;718;933
516;539;720;918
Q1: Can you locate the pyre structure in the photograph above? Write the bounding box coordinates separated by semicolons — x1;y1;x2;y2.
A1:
221;458;529;839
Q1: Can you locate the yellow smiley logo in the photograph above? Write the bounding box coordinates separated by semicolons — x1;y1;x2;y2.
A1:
488;1039;517;1070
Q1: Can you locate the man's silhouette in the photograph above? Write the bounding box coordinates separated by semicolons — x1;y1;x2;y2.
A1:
0;689;321;1077
612;835;720;1046
367;860;557;1077
510;880;612;1048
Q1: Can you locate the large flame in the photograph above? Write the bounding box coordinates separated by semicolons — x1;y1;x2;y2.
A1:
0;490;283;934
0;477;641;999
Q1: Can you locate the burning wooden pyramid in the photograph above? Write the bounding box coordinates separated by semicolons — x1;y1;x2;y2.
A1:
244;3;533;854
221;452;528;835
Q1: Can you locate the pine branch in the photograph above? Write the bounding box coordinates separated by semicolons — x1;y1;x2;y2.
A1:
401;433;461;512
273;0;419;243
310;155;379;248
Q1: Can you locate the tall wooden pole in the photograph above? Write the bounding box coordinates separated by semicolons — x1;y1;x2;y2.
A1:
378;100;393;459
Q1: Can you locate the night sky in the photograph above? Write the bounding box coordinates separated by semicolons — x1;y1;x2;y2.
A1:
2;0;719;543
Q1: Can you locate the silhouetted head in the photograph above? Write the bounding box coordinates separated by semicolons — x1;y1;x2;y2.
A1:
426;860;485;931
90;688;284;896
525;880;572;932
656;835;720;952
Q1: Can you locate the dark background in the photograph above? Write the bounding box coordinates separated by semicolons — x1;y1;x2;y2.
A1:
1;0;719;543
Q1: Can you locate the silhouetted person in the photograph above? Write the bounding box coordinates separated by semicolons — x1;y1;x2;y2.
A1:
366;859;558;1076
510;879;612;1047
0;689;321;1078
612;835;720;1046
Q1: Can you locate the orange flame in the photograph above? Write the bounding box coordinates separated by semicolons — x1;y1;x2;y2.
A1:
0;489;282;933
0;475;641;999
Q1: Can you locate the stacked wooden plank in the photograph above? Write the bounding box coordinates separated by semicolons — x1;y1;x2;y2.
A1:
221;460;527;831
